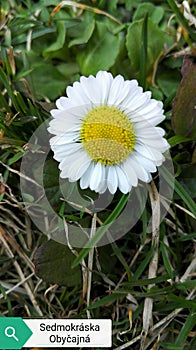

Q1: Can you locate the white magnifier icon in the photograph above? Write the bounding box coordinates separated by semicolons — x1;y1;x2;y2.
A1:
5;326;19;341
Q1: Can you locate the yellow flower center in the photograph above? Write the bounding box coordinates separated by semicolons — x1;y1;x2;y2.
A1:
80;105;136;165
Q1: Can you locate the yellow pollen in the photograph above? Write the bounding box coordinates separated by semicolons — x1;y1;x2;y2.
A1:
80;105;136;165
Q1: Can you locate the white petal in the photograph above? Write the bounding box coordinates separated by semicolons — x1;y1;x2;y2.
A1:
133;153;157;173
48;118;79;136
128;154;152;182
124;90;151;112
108;75;127;105
95;71;113;104
49;130;79;147
140;100;163;115
135;125;165;136
97;166;108;193
66;81;89;105
59;150;91;180
107;166;118;194
121;86;143;110
80;162;95;189
137;137;169;152
56;97;69;110
134;143;164;162
52;143;82;162
115;166;130;193
89;162;103;191
120;160;138;187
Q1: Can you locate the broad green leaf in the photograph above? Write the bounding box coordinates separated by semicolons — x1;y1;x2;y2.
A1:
34;240;81;286
25;56;66;100
43;20;66;54
125;0;143;9
157;68;181;97
133;2;164;24
126;18;169;79
172;58;196;139
77;21;121;75
68;14;95;48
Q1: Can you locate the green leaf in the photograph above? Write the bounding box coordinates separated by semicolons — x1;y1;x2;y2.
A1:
175;178;196;216
121;274;175;288
34;240;81;286
160;166;196;217
86;293;124;310
0;67;20;112
132;246;154;280
7;151;24;166
159;343;183;350
43;159;62;211
133;2;164;24
25;53;66;99
43;20;66;54
126;18;169;79
168;135;191;147
172;58;196;139
77;21;121;75
179;164;196;199
157;67;181;97
168;294;196;309
160;242;174;279
68;15;95;48
175;311;196;346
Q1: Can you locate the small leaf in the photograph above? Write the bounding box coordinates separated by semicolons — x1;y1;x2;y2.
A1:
133;2;164;24
77;21;121;75
172;58;196;139
43;20;66;54
68;14;95;48
168;135;191;147
34;240;81;286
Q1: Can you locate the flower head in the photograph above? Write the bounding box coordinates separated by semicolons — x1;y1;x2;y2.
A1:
48;71;170;194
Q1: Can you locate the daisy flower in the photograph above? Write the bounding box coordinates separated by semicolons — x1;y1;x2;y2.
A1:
48;71;170;194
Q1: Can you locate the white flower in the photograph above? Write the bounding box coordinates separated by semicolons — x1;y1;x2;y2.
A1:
48;71;170;194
